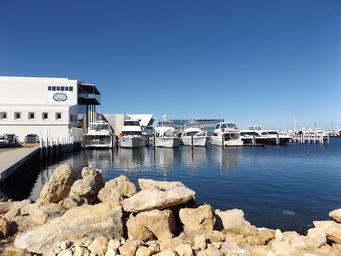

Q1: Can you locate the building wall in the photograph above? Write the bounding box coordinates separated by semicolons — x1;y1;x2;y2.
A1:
0;76;80;142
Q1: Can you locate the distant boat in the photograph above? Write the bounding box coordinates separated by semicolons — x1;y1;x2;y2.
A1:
240;127;267;146
211;122;244;147
248;126;291;145
181;121;208;147
154;118;181;148
82;120;113;149
120;119;144;148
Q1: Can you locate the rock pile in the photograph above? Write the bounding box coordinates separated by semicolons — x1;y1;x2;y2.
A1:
0;164;340;255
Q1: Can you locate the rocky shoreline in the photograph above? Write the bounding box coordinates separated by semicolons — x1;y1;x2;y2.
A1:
0;164;341;256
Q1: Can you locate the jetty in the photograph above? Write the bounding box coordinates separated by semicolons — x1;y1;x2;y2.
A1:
0;146;40;181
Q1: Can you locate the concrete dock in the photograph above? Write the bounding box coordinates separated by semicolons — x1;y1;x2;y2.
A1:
0;146;40;181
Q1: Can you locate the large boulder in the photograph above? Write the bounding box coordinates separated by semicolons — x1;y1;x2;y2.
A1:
138;179;184;191
325;222;341;244
69;167;104;204
0;217;10;239
127;209;176;241
306;227;326;248
21;202;65;225
98;186;123;208
123;187;195;213
214;209;245;231
3;200;32;221
179;205;215;235
106;175;137;198
329;209;341;223
38;164;79;204
14;203;123;255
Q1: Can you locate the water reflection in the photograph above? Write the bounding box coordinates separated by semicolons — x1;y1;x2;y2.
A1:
113;148;144;174
153;148;179;175
213;146;242;171
180;147;209;169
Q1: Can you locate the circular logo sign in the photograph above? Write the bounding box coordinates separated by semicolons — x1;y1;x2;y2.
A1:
53;93;68;102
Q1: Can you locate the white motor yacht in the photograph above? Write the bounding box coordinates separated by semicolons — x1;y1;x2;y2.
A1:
120;119;144;148
211;122;244;147
240;128;267;146
181;121;208;147
154;118;181;148
248;126;291;145
82;120;113;149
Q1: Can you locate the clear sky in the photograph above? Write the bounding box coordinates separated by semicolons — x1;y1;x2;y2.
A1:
1;0;340;129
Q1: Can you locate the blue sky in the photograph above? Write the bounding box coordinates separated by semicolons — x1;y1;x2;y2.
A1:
1;0;341;129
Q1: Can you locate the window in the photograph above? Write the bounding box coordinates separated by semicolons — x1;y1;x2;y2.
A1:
69;87;73;91
14;112;21;120
65;87;69;91
42;112;49;120
28;112;35;120
52;86;56;91
48;86;52;91
61;87;65;91
56;112;62;120
0;112;7;120
56;86;60;91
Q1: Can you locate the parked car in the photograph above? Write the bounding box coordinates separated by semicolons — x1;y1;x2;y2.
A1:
0;134;9;147
6;134;18;144
25;134;40;144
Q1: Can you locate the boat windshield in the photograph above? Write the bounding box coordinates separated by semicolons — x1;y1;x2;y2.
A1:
249;126;262;130
89;123;110;130
267;131;278;135
124;120;140;126
123;131;142;136
184;122;199;128
157;121;172;127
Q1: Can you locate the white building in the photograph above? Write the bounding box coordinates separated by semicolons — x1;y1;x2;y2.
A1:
0;76;101;142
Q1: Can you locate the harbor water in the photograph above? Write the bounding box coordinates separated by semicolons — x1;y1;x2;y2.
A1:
4;138;341;233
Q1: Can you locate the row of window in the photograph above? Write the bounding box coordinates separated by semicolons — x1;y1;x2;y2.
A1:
0;112;63;121
48;86;73;92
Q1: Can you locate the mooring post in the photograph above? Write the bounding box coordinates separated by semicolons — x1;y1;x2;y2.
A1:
153;134;156;149
115;135;119;149
221;134;224;148
191;135;194;149
252;134;256;146
276;134;280;145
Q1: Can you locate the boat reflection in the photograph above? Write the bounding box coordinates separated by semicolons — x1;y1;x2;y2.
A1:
180;146;209;169
213;146;242;171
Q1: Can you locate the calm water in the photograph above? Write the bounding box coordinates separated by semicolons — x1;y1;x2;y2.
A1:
12;138;341;233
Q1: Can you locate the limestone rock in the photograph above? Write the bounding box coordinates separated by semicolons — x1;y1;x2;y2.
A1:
220;240;245;255
313;220;334;231
123;186;195;213
60;195;87;210
275;229;283;241
306;227;326;248
155;249;177;256
98;186;123;208
2;247;31;256
11;215;38;232
3;200;32;221
136;246;154;256
118;240;141;256
70;177;101;204
106;175;137;198
81;167;103;184
271;240;299;256
38;164;79;204
14;203;123;255
127;209;176;241
207;230;225;243
0;217;10;239
107;239;121;251
175;243;193;256
160;236;187;251
138;179;184;191
329;208;341;223
21;202;65;224
325;222;341;244
179;205;215;235
0;201;13;215
257;228;275;244
204;244;223;256
193;234;207;251
214;208;245;231
105;249;117;256
88;236;109;256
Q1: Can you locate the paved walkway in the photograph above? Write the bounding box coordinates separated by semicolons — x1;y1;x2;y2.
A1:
0;146;40;181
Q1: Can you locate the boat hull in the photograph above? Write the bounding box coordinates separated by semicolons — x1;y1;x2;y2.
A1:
210;136;244;147
155;137;181;148
82;135;113;149
120;136;144;148
181;136;208;147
